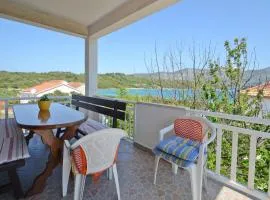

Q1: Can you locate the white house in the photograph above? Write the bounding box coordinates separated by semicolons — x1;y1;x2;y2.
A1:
20;80;85;103
241;81;270;114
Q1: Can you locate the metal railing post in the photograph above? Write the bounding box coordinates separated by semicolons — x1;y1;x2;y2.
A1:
4;100;8;119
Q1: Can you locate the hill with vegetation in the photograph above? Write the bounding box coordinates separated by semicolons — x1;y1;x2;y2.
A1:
98;73;152;88
0;71;153;98
133;66;270;87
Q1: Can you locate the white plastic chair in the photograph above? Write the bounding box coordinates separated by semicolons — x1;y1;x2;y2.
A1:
62;128;126;200
153;116;216;200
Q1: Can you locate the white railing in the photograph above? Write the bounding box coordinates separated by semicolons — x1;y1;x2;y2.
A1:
133;102;270;200
0;96;71;119
189;108;270;200
96;97;136;139
1;96;269;198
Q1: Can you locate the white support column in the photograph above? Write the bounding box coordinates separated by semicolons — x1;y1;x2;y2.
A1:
85;37;98;97
85;36;99;121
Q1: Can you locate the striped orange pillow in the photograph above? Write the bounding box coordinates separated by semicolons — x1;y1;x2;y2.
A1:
72;146;87;175
71;144;120;180
174;119;203;142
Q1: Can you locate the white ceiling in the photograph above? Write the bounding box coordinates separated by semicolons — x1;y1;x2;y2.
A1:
10;0;128;26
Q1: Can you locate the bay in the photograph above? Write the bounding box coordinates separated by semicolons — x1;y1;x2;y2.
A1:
97;88;192;99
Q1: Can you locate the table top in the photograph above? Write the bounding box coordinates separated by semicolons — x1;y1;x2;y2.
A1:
13;103;88;130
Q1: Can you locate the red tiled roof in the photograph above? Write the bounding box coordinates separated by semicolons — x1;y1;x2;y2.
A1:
68;82;83;88
241;81;270;98
0;101;4;110
22;80;82;94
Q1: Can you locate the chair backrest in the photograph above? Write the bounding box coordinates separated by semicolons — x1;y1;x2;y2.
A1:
71;128;126;174
174;116;210;142
71;94;127;128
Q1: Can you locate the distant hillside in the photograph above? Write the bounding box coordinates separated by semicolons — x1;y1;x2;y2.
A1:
0;71;153;98
244;67;270;86
133;67;270;87
0;71;85;89
134;68;201;80
0;67;269;98
0;71;153;89
98;73;152;88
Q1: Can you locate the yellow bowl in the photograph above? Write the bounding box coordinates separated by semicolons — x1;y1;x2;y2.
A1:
38;100;51;111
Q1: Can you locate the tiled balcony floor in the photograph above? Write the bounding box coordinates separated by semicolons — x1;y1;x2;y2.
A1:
0;135;256;200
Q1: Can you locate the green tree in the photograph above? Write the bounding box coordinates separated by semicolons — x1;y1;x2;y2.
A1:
117;88;129;98
202;38;269;190
202;38;262;115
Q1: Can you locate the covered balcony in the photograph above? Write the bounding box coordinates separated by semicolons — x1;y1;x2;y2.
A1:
0;0;270;200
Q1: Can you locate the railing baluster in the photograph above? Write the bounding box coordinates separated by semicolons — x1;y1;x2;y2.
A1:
216;127;223;174
131;105;135;139
248;135;257;189
268;164;270;197
127;110;131;136
4;100;8;119
231;132;239;181
126;106;134;139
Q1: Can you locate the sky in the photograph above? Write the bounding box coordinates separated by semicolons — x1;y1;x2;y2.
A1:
0;0;270;74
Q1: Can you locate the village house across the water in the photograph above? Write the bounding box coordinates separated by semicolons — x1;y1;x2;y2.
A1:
20;80;85;103
242;81;270;114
